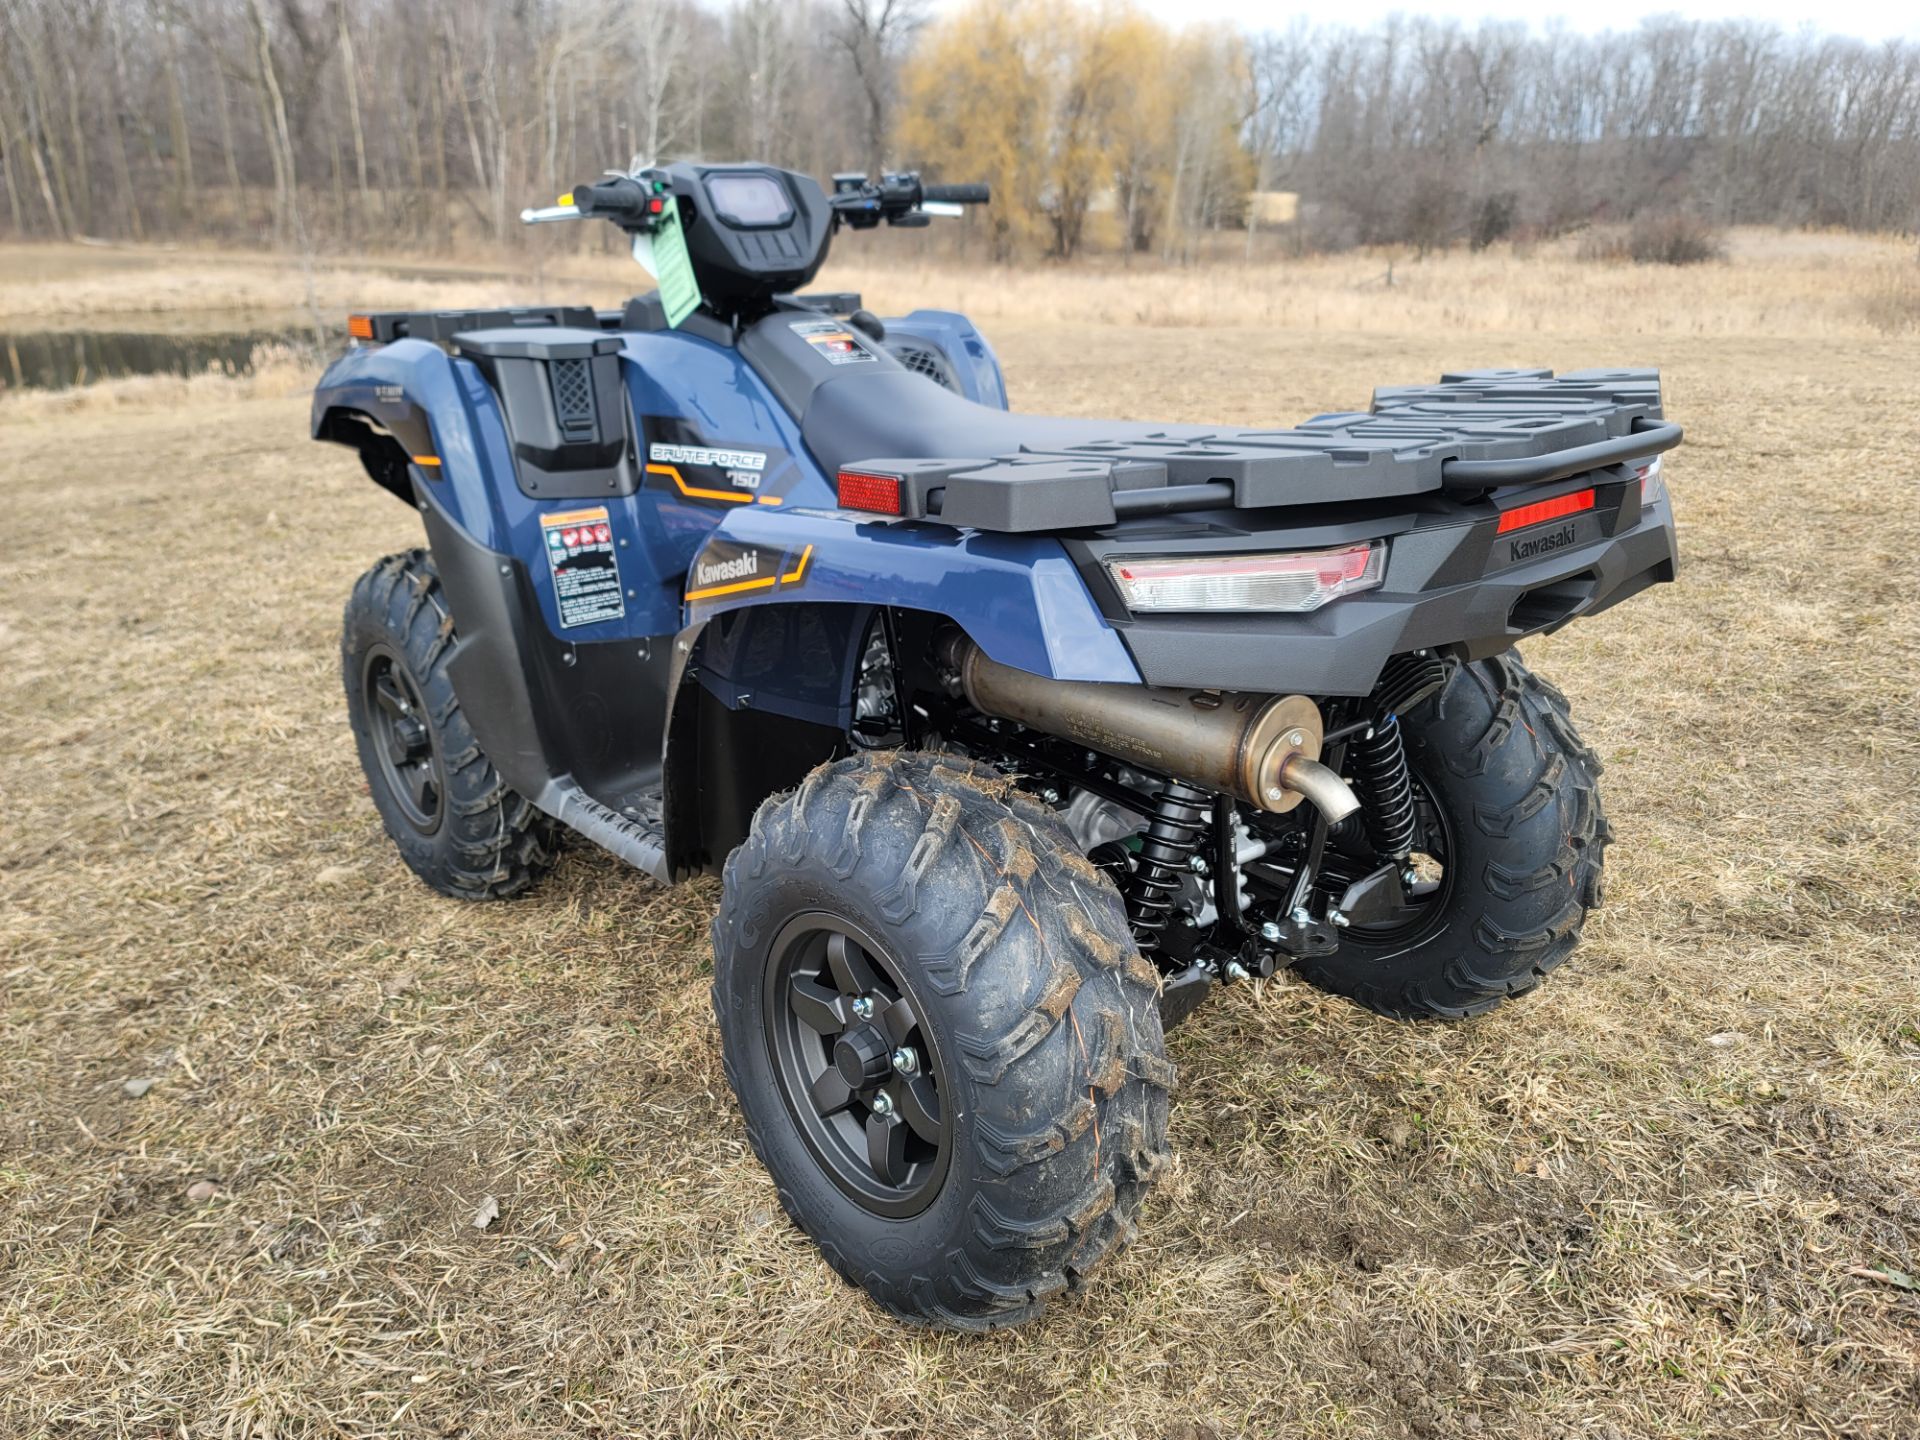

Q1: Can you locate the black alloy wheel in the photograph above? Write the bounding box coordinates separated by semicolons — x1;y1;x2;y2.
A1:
711;749;1173;1329
361;646;445;834
764;913;952;1218
341;550;558;900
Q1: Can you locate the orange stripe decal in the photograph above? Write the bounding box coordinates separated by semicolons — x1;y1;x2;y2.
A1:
538;507;611;528
647;462;754;505
412;454;441;466
781;544;813;584
683;571;779;602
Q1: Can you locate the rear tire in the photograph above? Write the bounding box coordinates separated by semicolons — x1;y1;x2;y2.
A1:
341;549;559;900
1294;653;1610;1020
711;751;1173;1331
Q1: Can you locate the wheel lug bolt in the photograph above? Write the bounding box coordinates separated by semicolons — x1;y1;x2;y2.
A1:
851;996;875;1021
891;1047;917;1075
870;1090;894;1116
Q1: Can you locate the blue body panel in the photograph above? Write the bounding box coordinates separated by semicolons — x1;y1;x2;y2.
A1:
310;315;1123;680
684;506;1139;683
882;309;1010;409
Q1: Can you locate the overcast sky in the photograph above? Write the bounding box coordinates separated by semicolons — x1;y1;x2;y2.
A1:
1124;0;1920;41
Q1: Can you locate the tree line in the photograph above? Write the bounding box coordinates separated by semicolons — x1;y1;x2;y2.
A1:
2;0;1916;259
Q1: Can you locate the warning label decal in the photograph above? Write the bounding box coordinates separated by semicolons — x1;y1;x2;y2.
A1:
540;506;627;629
790;317;877;366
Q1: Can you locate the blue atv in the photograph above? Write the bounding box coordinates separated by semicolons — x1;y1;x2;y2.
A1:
313;161;1681;1330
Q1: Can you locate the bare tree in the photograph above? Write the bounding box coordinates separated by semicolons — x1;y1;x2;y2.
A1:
2;1;1914;254
833;0;923;176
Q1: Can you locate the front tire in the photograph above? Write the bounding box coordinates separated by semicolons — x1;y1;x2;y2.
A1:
341;549;559;900
1294;653;1610;1020
711;751;1174;1331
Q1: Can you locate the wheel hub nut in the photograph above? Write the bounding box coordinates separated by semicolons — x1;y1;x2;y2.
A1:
850;995;875;1021
832;1024;893;1089
870;1090;895;1117
891;1047;917;1075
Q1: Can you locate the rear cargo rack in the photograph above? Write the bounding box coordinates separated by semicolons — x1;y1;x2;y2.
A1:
1438;418;1680;490
351;306;601;345
852;368;1677;533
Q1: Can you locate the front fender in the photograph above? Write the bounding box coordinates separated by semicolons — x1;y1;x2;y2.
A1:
680;506;1140;683
881;310;1009;410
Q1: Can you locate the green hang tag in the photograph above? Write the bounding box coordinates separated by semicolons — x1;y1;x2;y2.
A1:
646;202;701;329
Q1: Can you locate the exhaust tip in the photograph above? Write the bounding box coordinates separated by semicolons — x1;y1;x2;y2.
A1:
1277;755;1362;824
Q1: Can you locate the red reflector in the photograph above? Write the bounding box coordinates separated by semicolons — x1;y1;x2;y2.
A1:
649;197;664;213
347;314;374;340
1496;487;1594;534
837;470;902;515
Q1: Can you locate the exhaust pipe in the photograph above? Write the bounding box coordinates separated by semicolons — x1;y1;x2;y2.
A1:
943;636;1361;821
1272;755;1360;824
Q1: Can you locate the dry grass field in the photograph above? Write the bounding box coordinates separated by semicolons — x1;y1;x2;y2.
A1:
3;237;1918;1438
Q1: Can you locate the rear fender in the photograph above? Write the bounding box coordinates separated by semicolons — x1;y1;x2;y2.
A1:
679;505;1137;683
658;506;1139;874
311;341;519;544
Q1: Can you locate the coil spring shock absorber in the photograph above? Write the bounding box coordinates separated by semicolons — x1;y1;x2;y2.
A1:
1123;780;1210;955
1351;714;1417;860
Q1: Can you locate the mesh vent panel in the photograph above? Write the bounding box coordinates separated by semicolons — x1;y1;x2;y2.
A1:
550;358;595;438
889;343;957;391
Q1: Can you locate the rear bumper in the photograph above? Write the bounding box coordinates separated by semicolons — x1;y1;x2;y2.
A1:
1068;485;1678;697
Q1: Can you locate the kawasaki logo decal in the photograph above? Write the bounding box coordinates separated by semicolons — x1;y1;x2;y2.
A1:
1507;522;1579;563
683;540;814;603
693;551;759;588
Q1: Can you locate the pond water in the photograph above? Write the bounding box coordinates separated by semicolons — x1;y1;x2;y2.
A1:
0;327;314;392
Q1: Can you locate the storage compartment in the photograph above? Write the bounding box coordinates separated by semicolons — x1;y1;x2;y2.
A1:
454;327;638;500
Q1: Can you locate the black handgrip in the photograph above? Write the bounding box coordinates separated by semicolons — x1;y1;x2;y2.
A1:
923;182;990;205
571;177;649;221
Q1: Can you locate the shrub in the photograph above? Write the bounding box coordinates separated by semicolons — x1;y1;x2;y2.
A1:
1630;213;1725;265
1470;191;1520;251
1582;215;1725;266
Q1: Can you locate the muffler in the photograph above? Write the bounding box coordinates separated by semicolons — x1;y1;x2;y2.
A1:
942;636;1360;821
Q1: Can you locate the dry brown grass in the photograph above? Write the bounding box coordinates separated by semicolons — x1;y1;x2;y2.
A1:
5;228;1916;340
2;241;1919;1438
0;243;527;328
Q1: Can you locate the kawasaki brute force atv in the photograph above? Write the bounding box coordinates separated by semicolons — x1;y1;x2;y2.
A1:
313;162;1680;1330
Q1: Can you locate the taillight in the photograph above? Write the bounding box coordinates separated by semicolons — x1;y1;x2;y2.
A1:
1105;542;1385;614
1496;488;1595;534
837;469;903;515
1636;456;1668;507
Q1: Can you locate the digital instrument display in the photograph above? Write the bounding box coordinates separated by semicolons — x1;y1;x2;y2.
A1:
706;174;793;228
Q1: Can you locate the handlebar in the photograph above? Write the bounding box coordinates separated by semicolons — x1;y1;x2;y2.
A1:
830;172;990;229
522;167;988;233
520;172;673;229
922;183;990;205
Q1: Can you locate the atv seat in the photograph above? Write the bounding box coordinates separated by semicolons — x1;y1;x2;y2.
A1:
800;369;1206;479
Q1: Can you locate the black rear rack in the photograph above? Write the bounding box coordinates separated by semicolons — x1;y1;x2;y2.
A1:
854;368;1675;532
1437;418;1680;490
353;306;600;344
